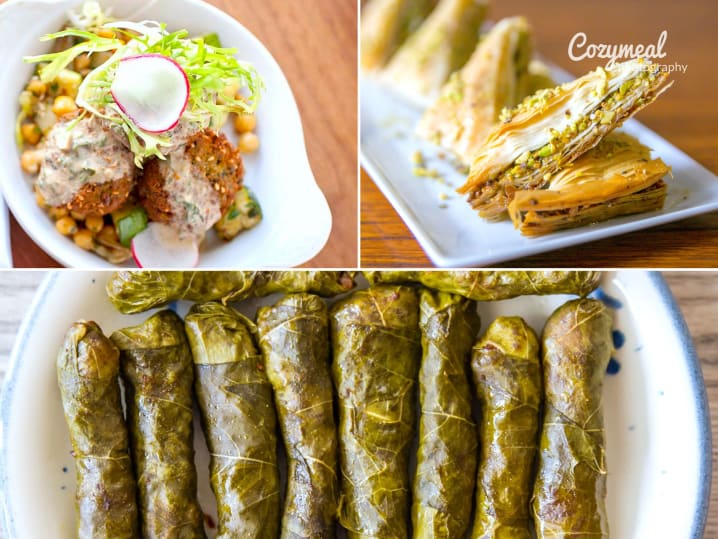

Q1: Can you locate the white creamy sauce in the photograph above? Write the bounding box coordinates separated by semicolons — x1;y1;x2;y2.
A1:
160;117;210;154
102;114;210;154
36;116;134;206
159;148;221;240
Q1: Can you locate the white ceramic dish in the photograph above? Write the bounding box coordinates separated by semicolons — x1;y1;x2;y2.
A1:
0;0;332;268
361;64;718;267
0;195;11;268
0;271;711;538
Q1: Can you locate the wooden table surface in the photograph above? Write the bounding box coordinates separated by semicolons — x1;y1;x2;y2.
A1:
2;0;358;268
360;0;718;268
0;271;715;535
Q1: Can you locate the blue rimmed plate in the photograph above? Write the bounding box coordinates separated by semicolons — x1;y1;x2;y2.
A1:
0;271;710;537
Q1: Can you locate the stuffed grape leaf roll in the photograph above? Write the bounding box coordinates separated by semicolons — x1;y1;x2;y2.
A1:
364;271;600;300
532;299;613;538
107;271;356;314
184;302;280;539
110;311;206;539
257;294;338;539
413;290;481;538
57;321;139;539
470;316;541;539
331;285;421;538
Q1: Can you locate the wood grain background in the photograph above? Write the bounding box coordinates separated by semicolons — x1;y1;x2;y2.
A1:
0;271;715;536
3;0;358;268
361;0;718;268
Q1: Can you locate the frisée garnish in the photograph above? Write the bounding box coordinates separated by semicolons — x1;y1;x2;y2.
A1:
24;3;263;166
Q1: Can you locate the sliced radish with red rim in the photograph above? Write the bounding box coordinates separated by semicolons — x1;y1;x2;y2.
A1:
111;53;190;133
131;222;199;268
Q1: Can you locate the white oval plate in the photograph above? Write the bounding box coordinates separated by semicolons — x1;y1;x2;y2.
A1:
0;271;711;538
0;0;332;268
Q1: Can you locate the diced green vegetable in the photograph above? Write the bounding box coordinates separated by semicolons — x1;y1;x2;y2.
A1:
214;187;262;241
115;206;148;247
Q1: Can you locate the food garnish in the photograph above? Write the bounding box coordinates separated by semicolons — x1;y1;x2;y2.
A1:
25;5;263;166
130;221;199;268
110;54;190;134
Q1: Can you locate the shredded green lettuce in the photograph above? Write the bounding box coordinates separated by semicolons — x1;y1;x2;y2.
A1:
23;6;264;166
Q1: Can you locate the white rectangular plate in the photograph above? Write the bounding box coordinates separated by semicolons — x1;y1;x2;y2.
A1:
360;65;718;267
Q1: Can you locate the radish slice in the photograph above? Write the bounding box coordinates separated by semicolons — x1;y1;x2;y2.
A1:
111;54;190;133
131;222;199;268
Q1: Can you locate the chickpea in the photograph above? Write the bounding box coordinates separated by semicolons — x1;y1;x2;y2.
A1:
48;206;69;220
90;51;113;68
27;78;47;96
73;228;95;250
237;132;260;154
95;28;116;39
18;90;36;115
34;189;46;208
56;69;82;98
85;214;104;233
234;113;256;134
221;80;241;102
55;216;78;236
52;95;77;117
73;53;91;72
21;123;42;145
70;210;87;221
97;224;119;245
217;81;239;103
20;150;41;174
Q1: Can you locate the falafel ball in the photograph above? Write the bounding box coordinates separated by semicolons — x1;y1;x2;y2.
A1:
138;129;244;237
36;114;135;216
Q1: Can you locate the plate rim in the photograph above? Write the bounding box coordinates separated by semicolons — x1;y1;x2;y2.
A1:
647;271;712;538
0;0;332;269
1;271;58;538
0;271;711;537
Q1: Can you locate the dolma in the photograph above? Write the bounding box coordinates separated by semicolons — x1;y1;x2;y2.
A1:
57;321;139;539
107;271;356;314
417;17;533;164
256;294;338;538
507;132;669;236
532;299;613;538
470;317;541;539
360;0;437;70
331;285;421;538
184;302;280;539
110;311;205;539
364;271;601;300
381;0;488;105
458;59;672;220
412;290;481;538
